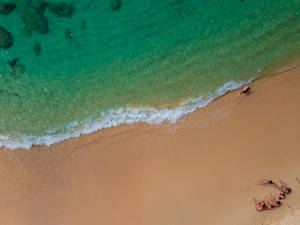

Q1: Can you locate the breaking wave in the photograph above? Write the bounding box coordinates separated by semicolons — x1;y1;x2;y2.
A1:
0;78;254;150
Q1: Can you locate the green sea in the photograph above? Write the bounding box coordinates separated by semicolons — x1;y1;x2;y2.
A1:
0;0;300;149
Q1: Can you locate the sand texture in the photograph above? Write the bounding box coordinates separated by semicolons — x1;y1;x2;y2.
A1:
0;67;300;225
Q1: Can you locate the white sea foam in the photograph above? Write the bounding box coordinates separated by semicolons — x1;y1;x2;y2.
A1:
0;78;254;150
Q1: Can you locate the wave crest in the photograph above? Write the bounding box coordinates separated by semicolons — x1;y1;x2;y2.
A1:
0;79;254;150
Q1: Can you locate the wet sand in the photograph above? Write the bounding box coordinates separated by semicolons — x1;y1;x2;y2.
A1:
0;66;300;225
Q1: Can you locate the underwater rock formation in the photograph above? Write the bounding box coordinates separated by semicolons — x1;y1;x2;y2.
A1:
64;27;79;47
37;1;48;14
0;89;20;98
0;1;16;14
33;40;41;56
29;0;48;14
8;57;18;67
110;0;121;11
19;5;49;34
0;89;7;96
48;1;73;17
0;26;13;49
8;58;25;77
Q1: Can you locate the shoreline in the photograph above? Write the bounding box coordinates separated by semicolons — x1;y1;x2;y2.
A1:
0;64;296;151
1;78;255;150
2;58;299;151
0;66;300;224
2;56;300;151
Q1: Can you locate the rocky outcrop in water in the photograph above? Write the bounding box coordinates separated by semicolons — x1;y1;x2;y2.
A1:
8;58;25;77
0;2;16;14
0;89;21;98
33;40;41;56
0;26;13;49
0;89;7;96
0;89;20;97
19;5;49;34
8;57;18;67
110;0;121;11
29;0;48;14
64;27;79;47
48;1;73;17
37;1;48;14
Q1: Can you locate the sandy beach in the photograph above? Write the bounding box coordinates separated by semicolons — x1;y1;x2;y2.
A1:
0;66;300;225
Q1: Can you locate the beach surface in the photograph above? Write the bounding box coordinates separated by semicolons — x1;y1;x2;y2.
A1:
0;66;300;225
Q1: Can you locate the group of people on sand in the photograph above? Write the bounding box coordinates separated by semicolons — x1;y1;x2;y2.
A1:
239;87;293;212
253;178;292;211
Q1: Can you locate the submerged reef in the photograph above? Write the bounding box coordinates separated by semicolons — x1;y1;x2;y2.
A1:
64;27;79;47
0;89;20;98
48;1;73;18
0;1;16;14
29;0;48;14
0;25;13;49
1;0;127;77
110;0;122;11
19;4;49;34
8;58;25;77
33;40;41;56
8;57;18;67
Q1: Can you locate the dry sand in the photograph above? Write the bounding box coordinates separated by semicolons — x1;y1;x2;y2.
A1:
0;66;300;225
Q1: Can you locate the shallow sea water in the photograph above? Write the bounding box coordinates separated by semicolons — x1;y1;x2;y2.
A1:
0;0;300;149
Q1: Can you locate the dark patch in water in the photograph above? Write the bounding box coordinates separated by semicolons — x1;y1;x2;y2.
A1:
33;40;41;56
12;92;20;97
37;1;48;14
0;26;13;49
80;19;86;30
28;0;48;14
8;57;19;67
8;58;25;77
110;0;122;11
0;89;20;98
0;2;16;15
0;89;6;96
64;28;79;47
48;1;73;18
19;5;49;34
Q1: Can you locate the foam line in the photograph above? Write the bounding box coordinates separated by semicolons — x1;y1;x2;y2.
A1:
0;78;254;150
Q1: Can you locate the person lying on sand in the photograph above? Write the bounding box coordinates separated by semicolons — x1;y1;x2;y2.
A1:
256;179;274;185
256;178;291;195
253;198;266;211
277;178;292;194
253;195;281;211
256;178;291;194
240;85;251;95
253;178;290;211
263;196;273;210
273;189;285;199
266;194;281;208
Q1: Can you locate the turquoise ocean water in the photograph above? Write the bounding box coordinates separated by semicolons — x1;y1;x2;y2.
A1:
0;0;300;149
